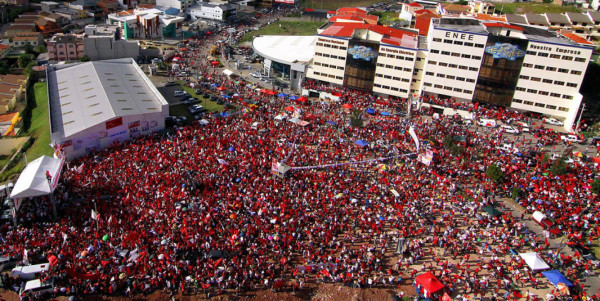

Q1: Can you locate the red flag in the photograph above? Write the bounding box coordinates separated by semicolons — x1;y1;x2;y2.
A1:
201;283;210;289
320;269;330;278
213;258;223;268
280;257;287;265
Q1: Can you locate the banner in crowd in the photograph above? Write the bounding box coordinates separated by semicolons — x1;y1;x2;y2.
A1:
409;126;419;152
418;149;434;166
290;152;415;170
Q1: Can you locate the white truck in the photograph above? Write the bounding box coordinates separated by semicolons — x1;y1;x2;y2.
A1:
11;263;50;280
477;119;497;127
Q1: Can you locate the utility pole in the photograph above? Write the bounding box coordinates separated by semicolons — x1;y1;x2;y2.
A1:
575;103;586;133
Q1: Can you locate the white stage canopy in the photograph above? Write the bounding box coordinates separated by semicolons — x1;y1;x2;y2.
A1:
10;155;62;199
519;252;550;271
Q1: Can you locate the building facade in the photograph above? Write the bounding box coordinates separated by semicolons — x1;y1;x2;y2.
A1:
83;24;140;60
187;3;236;21
305;17;593;130
47;33;86;61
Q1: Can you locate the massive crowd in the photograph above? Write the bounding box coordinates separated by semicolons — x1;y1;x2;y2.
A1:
2;12;600;301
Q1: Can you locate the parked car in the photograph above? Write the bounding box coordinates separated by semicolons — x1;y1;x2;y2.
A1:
543;117;564;126
173;90;186;97
532;211;561;237
164;81;178;86
560;134;583;143
250;72;261;78
500;125;520;134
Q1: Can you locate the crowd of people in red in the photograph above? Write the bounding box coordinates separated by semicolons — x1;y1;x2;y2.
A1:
2;14;600;301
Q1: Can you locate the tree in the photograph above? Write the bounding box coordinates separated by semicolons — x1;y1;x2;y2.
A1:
24;61;36;77
511;186;524;200
34;44;46;54
23;43;34;55
486;164;504;183
349;109;363;128
17;53;34;69
0;60;9;75
79;55;90;62
550;157;568;176
592;179;600;195
457;0;469;4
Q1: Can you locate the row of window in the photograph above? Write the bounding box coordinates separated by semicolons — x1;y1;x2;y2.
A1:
521;63;582;75
525;51;586;62
314;62;344;70
312;71;343;80
375;63;412;72
430;49;482;61
432;38;485;48
518;75;578;87
515;87;574;99
424;71;477;83
423;82;473;94
379;53;415;61
315;52;345;60
426;61;479;72
316;42;347;51
373;83;408;94
512;99;569;112
375;73;410;83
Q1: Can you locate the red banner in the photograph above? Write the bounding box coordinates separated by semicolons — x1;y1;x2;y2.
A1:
66;268;101;280
105;117;123;130
128;120;140;129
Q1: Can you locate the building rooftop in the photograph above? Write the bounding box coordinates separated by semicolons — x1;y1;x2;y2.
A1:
505;14;527;24
47;58;168;138
545;13;571;24
525;13;548;25
320;22;419;48
253;35;315;65
434;18;488;34
588;11;600;22
565;12;592;24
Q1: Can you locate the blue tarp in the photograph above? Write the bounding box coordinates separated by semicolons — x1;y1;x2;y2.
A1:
220;112;229;117
366;108;375;114
381;112;390;116
355;140;368;147
210;83;220;87
222;94;231;99
289;95;298;100
327;121;337;126
277;93;288;97
542;270;573;287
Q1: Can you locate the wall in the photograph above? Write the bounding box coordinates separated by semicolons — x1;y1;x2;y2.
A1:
0;137;28;156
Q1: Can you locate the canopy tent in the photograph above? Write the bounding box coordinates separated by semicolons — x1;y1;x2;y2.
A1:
366;108;375;114
277;93;288;98
354;140;368;147
519;252;550;271
415;272;445;298
289;95;298;100
482;205;502;217
342;104;352;109
222;69;233;76
296;97;308;103
11;156;63;199
542;270;573;287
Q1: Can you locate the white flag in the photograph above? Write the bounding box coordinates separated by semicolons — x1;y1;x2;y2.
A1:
217;158;229;165
23;249;28;262
408;126;420;153
91;209;98;220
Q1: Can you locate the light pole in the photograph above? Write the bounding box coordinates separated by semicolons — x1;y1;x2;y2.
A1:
46;172;57;219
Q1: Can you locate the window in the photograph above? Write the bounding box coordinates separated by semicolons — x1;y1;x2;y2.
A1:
426;71;434;76
430;49;439;54
456;77;465;81
472;55;481;60
433;38;442;42
534;65;545;70
446;75;455;80
527;89;538;93
538;53;549;57
530;77;541;82
441;51;450;55
575;57;586;62
539;91;549;96
571;70;582;75
554;81;564;85
542;79;553;84
453;88;463;92
566;82;577;87
438;62;448;67
513;98;523;103
526;51;537;55
444;86;452;90
550;92;561;97
559;107;569;112
519;75;530;80
558;68;568;73
436;73;445;78
443;40;452;44
464;90;473;94
453;41;463;45
474;43;484;48
523;100;533;105
534;102;545;108
468;67;478;71
459;65;468;70
451;52;460;57
424;82;432;87
449;64;458;68
434;84;443;88
562;95;573;100
546;105;557;110
523;63;533;68
562;56;573;61
546;67;556;72
461;54;471;58
515;87;526;91
549;54;561;59
464;42;474;47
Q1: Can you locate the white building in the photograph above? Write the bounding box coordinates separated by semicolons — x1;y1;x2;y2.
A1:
84;24;140;60
155;0;194;11
107;6;185;39
187;3;236;21
47;58;168;160
302;17;593;130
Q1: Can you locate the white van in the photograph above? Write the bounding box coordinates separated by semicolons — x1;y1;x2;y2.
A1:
478;119;497;127
11;263;50;280
19;279;54;300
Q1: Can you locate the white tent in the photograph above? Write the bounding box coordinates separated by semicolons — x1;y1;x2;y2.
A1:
222;69;233;76
519;252;550;271
10;156;62;199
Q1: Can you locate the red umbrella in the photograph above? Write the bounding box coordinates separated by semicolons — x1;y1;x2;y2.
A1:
216;86;226;91
285;106;294;112
210;61;220;67
297;97;308;102
342;104;352;109
267;90;277;95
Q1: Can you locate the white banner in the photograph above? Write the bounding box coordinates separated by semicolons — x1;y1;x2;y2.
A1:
408;126;419;153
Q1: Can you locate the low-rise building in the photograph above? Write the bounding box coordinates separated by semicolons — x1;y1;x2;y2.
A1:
107;5;184;39
47;33;86;61
187;3;236;21
84;24;140;60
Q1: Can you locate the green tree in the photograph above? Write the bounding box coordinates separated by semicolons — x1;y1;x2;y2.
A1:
550;157;568;176
23;43;34;55
457;0;469;4
79;55;90;62
17;53;34;68
0;60;10;75
349;109;363;128
24;61;36;77
34;44;46;54
511;186;524;199
592;179;600;195
486;164;504;183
